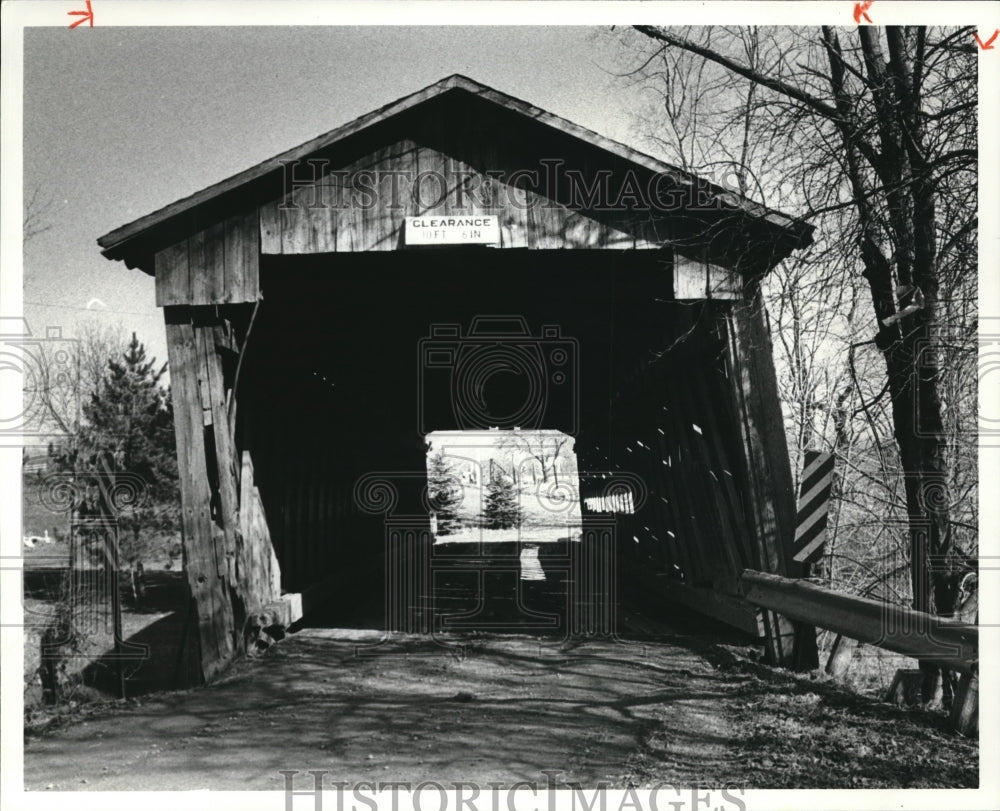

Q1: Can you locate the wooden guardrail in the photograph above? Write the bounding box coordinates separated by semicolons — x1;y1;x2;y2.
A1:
740;570;979;734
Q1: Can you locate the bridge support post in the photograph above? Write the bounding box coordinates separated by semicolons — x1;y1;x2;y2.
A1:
722;291;819;669
164;306;236;683
164;301;282;683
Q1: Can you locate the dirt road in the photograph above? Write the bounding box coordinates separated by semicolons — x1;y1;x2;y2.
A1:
23;610;977;791
24;621;749;790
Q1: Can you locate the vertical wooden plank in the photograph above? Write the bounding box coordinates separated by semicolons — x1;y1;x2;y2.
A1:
646;335;703;584
320;425;332;576
673;377;727;580
301;436;312;586
500;179;529;249
188;228;210;306
203;222;226;305
359;153;374;254
367;145;389;251
251;487;264;600
328;172;348;252
288;435;301;590
562;209;601;249
239;449;283;609
695;367;756;573
239;451;254;564
641;416;675;574
260;201;282;254
684;366;745;585
223;215;244;304
723;293;817;668
388;139;417;249
652;420;691;578
281;181;311;254
370;144;398;251
198;323;241;583
313;442;323;578
282;427;297;589
191;322;230;578
154;239;191;307
164;308;235;682
524;180;540;250
707;263;742;300
725;295;796;574
412;145;449;221
313;432;324;579
299;440;313;586
647;391;694;581
662;387;714;584
263;488;282;599
674;251;708;300
240;209;261;301
253;466;266;601
279;157;331;254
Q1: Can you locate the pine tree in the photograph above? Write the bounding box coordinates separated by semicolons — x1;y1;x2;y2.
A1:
427;451;463;536
53;333;179;598
483;471;521;531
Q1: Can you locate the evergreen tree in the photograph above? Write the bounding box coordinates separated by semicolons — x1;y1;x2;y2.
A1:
483;471;521;531
53;333;179;597
427;451;463;535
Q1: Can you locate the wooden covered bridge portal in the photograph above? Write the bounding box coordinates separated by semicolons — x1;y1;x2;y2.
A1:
98;75;818;683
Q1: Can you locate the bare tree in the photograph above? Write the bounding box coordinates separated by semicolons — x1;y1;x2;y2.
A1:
33;320;127;439
493;430;572;485
23;185;58;245
621;25;976;699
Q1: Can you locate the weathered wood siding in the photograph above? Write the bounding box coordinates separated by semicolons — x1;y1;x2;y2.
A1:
163;312;235;681
155;211;260;306
584;307;759;631
239;451;282;608
674;250;742;300
164;305;285;682
721;289;819;668
259;139;666;254
152;128;745;306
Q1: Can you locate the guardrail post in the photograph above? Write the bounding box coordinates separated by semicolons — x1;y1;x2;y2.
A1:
950;668;978;736
824;632;858;677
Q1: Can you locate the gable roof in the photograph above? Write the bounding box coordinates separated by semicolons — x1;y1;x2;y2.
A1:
97;74;813;270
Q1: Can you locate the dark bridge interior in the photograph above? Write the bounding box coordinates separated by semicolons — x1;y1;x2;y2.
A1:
238;248;752;632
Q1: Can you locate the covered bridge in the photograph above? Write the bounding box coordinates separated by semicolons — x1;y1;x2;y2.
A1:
98;75;817;682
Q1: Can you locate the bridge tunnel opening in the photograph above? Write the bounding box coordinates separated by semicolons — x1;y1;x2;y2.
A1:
421;427;583;630
236;247;755;634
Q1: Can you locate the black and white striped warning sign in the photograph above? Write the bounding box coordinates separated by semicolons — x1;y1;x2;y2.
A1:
792;450;835;564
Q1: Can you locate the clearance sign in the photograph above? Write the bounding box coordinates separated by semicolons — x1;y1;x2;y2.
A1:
405;216;500;245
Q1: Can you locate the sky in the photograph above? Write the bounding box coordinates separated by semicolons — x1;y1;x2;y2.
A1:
21;25;652;366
